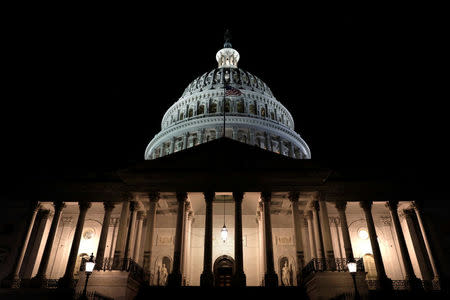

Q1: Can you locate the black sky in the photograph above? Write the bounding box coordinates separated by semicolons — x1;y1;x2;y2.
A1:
1;5;447;195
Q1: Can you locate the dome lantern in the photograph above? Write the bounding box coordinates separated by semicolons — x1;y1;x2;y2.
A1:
216;29;239;68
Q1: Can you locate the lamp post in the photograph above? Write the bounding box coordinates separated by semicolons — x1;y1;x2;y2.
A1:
80;253;95;300
348;261;360;300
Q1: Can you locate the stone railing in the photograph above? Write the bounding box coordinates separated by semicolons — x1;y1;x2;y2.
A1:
75;290;114;300
301;258;365;279
82;257;148;283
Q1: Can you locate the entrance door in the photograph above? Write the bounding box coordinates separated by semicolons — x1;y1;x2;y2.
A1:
213;255;235;287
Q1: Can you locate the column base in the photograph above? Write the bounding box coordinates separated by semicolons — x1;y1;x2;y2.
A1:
30;275;48;288
57;276;76;289
432;277;441;290
167;272;182;287
200;271;214;287
233;271;246;287
379;277;393;291
264;273;279;287
406;276;424;291
1;274;21;288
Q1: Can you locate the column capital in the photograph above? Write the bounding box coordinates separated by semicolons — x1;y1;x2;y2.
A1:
288;191;300;203
334;200;347;211
53;201;66;212
121;192;134;202
385;200;399;211
148;191;160;202
203;191;215;203
40;209;51;220
359;200;373;211
410;200;422;211
233;191;244;203
260;191;271;203
103;201;116;211
311;200;320;212
402;208;416;218
129;201;138;212
78;201;91;211
137;211;146;220
176;192;188;203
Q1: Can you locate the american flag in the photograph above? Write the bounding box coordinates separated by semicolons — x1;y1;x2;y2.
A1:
225;85;242;96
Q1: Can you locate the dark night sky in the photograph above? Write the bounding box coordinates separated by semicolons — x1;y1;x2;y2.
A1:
1;5;447;195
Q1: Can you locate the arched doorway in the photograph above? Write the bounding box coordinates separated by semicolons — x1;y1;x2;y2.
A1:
213;255;235;287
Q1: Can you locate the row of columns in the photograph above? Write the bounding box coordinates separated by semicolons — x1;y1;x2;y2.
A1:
3;194;441;291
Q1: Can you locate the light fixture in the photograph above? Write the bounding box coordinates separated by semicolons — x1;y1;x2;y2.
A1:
81;253;95;300
358;228;369;240
347;260;360;300
221;197;228;242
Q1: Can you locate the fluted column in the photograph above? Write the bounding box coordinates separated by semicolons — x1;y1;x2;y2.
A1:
412;201;440;289
1;201;40;288
305;211;317;259
200;191;214;287
123;201;137;263
133;211;145;261
94;202;115;270
143;192;159;284
335;201;354;261
261;191;278;287
360;200;392;291
311;201;325;259
113;197;131;267
184;211;194;285
233;191;246;287
386;200;422;290
288;191;304;284
180;201;190;280
168;192;187;287
32;201;65;287
318;194;335;265
58;201;91;289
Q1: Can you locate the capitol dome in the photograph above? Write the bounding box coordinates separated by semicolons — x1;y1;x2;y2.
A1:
145;37;311;160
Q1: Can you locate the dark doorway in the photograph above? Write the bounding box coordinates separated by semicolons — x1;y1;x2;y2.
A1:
213;255;235;287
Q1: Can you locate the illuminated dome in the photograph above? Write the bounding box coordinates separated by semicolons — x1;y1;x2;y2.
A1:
145;35;311;160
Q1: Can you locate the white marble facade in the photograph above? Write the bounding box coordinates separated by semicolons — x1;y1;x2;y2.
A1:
12;193;437;288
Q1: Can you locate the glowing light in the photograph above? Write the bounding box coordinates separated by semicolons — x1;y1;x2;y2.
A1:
347;261;357;273
358;228;369;240
85;253;95;273
221;225;228;242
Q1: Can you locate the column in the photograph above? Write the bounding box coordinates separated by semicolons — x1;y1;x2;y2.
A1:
58;201;91;289
288;191;304;284
360;200;392;291
403;209;433;287
170;137;176;154
258;202;266;285
1;201;40;288
184;211;194;285
183;132;189;150
113;197;131;268
168;192;187;287
180;201;190;282
200;191;214;287
311;201;325;259
143;192;159;284
335;201;354;261
123;201;137;264
318;194;335;267
32;201;65;287
95;202;115;270
331;218;343;259
233;191;246;286
305;211;317;259
133;211;145;261
412;201;440;289
261;191;278;287
108;218;119;262
386;200;422;290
